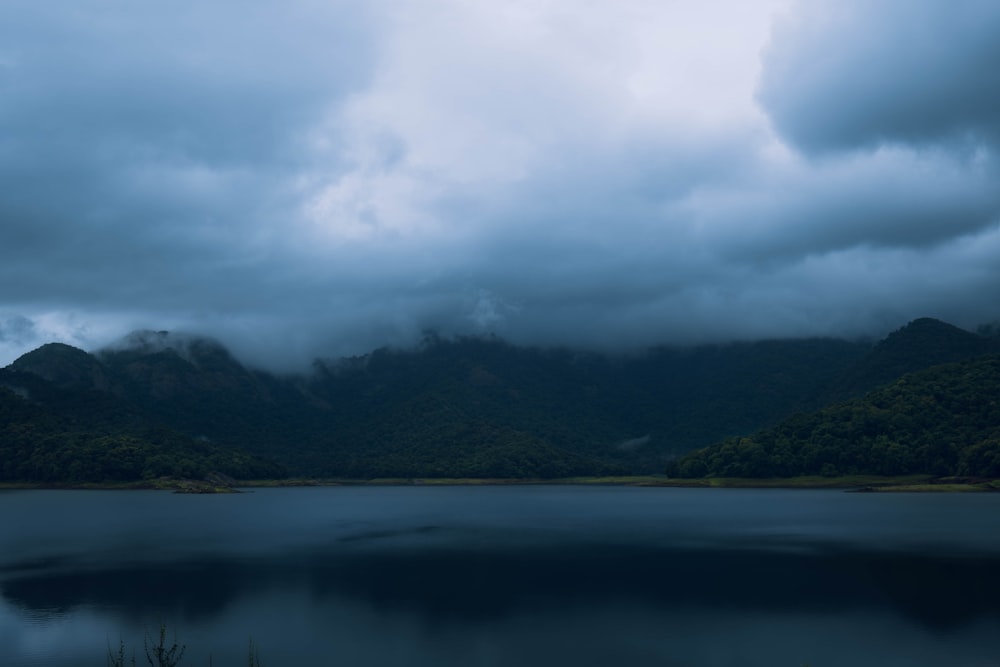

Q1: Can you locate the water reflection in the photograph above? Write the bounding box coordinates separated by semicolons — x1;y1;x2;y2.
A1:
5;544;1000;630
1;487;999;666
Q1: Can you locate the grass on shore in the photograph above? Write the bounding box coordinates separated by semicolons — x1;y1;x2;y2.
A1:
3;474;997;492
239;473;999;492
0;478;240;493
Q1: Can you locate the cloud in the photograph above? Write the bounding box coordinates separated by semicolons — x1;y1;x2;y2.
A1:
757;0;1000;154
0;315;35;345
690;146;1000;262
1;0;999;370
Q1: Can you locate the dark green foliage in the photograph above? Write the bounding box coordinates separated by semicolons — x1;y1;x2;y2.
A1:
821;318;1000;403
11;342;113;391
668;355;1000;478
6;317;996;482
6;330;872;479
0;369;285;483
285;335;867;476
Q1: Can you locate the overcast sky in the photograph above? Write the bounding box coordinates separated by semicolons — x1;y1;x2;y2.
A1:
2;0;999;370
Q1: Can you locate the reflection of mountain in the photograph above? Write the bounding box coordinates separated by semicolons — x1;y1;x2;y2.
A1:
4;317;999;480
4;545;1000;632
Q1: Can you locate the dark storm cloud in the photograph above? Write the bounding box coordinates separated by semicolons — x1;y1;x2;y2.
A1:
2;0;1000;370
758;0;1000;154
0;0;378;365
692;148;1000;262
0;0;373;294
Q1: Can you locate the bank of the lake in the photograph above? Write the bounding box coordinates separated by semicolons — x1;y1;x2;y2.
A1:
240;473;1000;492
0;478;242;493
3;473;999;493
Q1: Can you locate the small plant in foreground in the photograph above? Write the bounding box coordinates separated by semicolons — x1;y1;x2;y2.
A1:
107;638;134;667
106;625;264;666
145;625;186;667
248;638;263;667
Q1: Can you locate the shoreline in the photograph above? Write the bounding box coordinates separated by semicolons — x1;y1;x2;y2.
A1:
1;474;997;492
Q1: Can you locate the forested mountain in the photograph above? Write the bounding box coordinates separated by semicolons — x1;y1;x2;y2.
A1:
3;317;999;482
0;366;285;483
668;354;1000;479
819;318;1000;403
8;332;869;478
299;335;867;476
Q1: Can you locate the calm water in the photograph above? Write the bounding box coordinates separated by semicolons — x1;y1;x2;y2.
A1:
1;486;998;666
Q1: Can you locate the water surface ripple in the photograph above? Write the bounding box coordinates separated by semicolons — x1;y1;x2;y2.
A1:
1;486;998;666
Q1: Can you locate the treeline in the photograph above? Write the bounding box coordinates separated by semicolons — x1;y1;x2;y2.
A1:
668;355;1000;478
302;414;626;479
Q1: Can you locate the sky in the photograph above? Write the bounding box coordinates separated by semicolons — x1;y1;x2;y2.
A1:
2;0;999;370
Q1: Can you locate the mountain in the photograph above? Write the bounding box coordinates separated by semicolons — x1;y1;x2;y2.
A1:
307;335;871;472
819;317;1000;403
10;342;112;392
0;366;285;483
667;353;1000;479
4;317;998;482
139;334;865;476
94;331;315;455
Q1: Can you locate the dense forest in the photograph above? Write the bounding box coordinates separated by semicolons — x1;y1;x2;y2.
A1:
0;370;284;483
667;354;1000;479
3;332;870;480
2;317;999;482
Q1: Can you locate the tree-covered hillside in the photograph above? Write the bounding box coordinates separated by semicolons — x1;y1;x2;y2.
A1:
5;317;999;482
668;354;1000;479
5;332;869;480
297;335;868;476
820;318;1000;403
0;368;285;483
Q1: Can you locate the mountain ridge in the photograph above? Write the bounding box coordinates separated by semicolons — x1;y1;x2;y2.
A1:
668;353;1000;479
819;317;999;403
3;317;998;481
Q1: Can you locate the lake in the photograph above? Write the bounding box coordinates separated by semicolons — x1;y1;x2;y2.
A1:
1;486;998;666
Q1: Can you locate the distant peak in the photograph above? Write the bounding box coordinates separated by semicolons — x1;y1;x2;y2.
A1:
8;341;109;390
898;317;961;331
99;329;239;369
109;329;176;351
11;342;92;366
105;329;222;352
879;318;978;346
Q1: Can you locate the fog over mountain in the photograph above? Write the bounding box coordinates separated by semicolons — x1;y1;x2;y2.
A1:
2;0;999;371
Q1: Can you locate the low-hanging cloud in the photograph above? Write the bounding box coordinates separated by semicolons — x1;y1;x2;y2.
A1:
1;0;999;371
